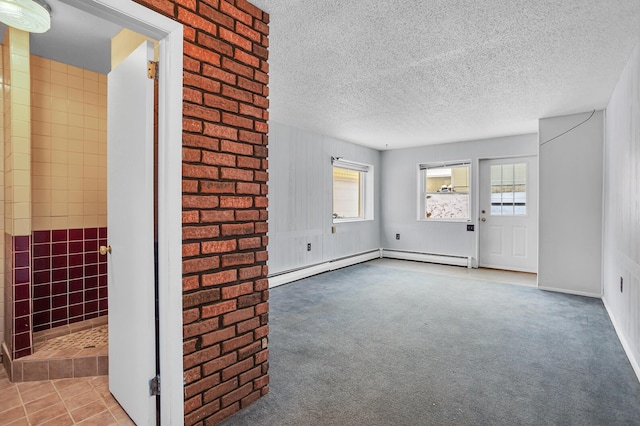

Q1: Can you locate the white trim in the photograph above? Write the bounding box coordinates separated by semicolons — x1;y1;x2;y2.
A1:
603;297;640;383
269;263;330;288
330;251;380;270
332;218;369;223
268;251;380;288
382;249;471;267
60;1;184;424
478;263;537;274
268;250;476;288
418;160;471;170
332;158;370;172
537;286;601;298
332;161;374;222
156;21;184;426
61;0;172;39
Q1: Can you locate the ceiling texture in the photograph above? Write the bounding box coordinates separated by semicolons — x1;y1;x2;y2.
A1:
3;1;640;150
250;0;640;149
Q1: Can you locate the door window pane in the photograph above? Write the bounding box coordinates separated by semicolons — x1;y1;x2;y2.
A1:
490;163;526;215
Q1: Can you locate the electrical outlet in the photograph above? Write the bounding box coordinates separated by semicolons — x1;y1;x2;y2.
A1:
307;243;311;251
396;233;400;240
620;276;624;293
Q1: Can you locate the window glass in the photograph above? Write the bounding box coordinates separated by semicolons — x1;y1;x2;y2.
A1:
333;167;361;219
420;162;471;220
490;163;526;215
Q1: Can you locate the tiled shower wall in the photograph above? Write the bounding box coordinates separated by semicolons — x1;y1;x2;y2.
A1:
9;235;30;358
32;227;108;332
29;57;108;334
3;28;34;361
30;56;107;232
1;47;109;363
2;32;108;362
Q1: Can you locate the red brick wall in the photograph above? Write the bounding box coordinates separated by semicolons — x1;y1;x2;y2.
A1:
134;0;269;424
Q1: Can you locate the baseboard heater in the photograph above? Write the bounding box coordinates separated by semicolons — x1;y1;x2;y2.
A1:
268;250;381;288
381;249;472;268
268;248;474;288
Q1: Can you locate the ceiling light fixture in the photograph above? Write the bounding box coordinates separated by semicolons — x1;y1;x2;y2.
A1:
0;0;51;33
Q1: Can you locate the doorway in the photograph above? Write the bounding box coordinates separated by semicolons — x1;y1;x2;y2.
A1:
18;0;183;423
64;1;183;423
478;156;538;273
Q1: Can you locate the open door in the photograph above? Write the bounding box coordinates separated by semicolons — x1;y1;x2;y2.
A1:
107;41;157;425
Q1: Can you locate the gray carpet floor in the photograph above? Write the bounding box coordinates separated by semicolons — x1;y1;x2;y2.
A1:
221;262;640;425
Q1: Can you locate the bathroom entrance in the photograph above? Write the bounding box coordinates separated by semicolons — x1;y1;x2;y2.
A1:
1;0;183;423
12;28;158;424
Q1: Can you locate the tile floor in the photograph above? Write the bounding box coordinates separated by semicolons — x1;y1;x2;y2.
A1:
7;323;108;383
0;368;134;425
34;326;108;353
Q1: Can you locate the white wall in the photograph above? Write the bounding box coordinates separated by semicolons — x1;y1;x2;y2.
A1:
603;41;640;377
380;135;537;260
538;111;604;297
268;122;381;275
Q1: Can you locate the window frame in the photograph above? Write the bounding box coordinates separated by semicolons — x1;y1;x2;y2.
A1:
332;158;373;223
417;160;472;222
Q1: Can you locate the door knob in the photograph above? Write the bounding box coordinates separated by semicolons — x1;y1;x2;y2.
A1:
481;218;487;222
99;245;112;255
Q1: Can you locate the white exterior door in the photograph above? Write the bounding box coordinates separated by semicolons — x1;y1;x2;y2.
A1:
479;156;538;273
107;41;157;425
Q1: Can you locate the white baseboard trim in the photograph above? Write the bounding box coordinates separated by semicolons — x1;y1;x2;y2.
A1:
602;297;640;383
268;250;381;288
381;249;471;268
537;286;601;298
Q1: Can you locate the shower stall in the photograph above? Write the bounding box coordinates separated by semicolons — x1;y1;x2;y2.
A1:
2;28;109;381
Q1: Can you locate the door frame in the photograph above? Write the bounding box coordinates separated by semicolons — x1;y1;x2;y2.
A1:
474;154;539;274
61;1;183;423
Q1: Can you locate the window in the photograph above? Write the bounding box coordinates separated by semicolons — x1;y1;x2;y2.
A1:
490;163;527;215
419;161;471;221
332;158;373;222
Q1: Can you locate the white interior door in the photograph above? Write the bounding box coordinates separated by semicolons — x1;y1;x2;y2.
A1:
107;41;157;425
479;156;538;273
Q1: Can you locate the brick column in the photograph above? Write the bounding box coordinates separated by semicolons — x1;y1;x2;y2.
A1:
134;0;270;423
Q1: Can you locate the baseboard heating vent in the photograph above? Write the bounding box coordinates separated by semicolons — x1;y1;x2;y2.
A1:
381;249;472;268
268;250;380;288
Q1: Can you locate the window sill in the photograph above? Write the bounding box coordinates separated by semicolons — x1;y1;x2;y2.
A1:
333;218;372;224
417;218;472;223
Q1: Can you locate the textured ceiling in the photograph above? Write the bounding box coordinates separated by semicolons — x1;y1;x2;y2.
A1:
250;0;640;150
2;1;639;150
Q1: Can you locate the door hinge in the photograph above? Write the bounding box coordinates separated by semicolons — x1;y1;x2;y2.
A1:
149;375;160;396
147;60;158;80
